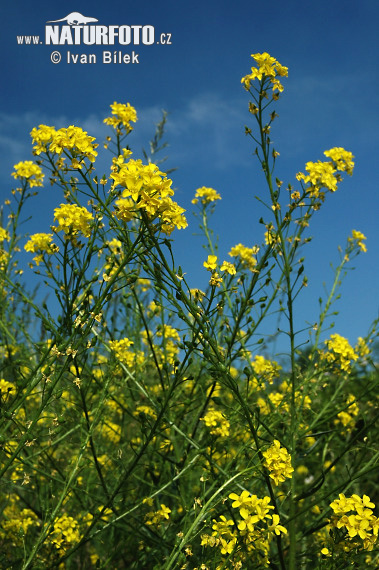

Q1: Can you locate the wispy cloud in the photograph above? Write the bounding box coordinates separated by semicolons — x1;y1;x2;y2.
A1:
0;92;248;189
163;92;250;169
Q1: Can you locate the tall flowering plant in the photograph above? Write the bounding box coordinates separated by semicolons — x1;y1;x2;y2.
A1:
0;54;377;570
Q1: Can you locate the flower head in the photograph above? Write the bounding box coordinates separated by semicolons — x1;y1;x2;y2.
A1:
31;125;98;163
220;260;236;275
262;440;294;485
322;333;358;372
203;255;218;271
53;204;94;238
241;52;288;92
12;161;44;187
296;147;354;198
104;102;137;131
24;233;59;265
111;159;187;234
229;243;259;271
192;187;221;206
0;228;10;243
348;230;367;252
200;409;230;437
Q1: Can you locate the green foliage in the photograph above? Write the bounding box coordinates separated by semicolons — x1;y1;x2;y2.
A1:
0;53;378;570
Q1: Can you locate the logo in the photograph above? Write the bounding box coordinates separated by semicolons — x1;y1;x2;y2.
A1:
45;12;156;46
46;12;99;26
16;12;172;65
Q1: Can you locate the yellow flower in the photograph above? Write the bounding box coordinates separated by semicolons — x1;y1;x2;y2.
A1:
51;514;80;550
209;272;223;287
134;405;157;420
24;233;59;265
296;148;353;198
114;198;136;222
31;125;98;163
241;52;288;92
156;324;180;342
109;338;134;362
324;147;355;175
104;101;138;131
349;229;367;252
229;490;255;511
191;187;221;205
262;440;294;485
321;547;331;556
322;333;358;372
229;243;258;270
220;261;236;275
145;504;171;526
111;159;187;234
268;514;287;535
200;409;230;437
24;233;58;254
334;394;359;431
30;124;56;154
355;337;370;357
203;255;218;271
12;161;44;187
0;228;10;242
137;278;151;291
109;337;144;369
329;493;378;550
0;378;15;394
251;355;281;384
53;204;93;238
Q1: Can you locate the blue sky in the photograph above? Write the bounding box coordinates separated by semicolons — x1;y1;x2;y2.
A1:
1;0;378;357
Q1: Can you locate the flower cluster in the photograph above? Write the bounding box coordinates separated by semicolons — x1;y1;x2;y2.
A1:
0;249;9;270
31;125;98;163
0;228;10;243
53;204;94;238
296;148;354;198
145;503;171;527
241;52;288;92
153;325;181;367
321;333;358;373
99;421;121;444
51;514;80;551
104;101;138;132
257;388;312;416
11;161;44;188
355;337;370;358
109;337;133;355
109;338;145;369
111;159;187;235
0;378;15;395
220;260;236;275
251;354;282;385
262;440;294;485
228;243;259;271
134;405;157;421
113;197;135;223
324;147;355;175
24;233;59;265
328;494;379;552
0;500;39;544
334;394;359;431
201;491;286;565
191;186;221;206
203;255;236;287
348;229;367;253
200;409;230;437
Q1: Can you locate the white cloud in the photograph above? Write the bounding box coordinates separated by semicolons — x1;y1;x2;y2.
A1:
0;91;254;192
